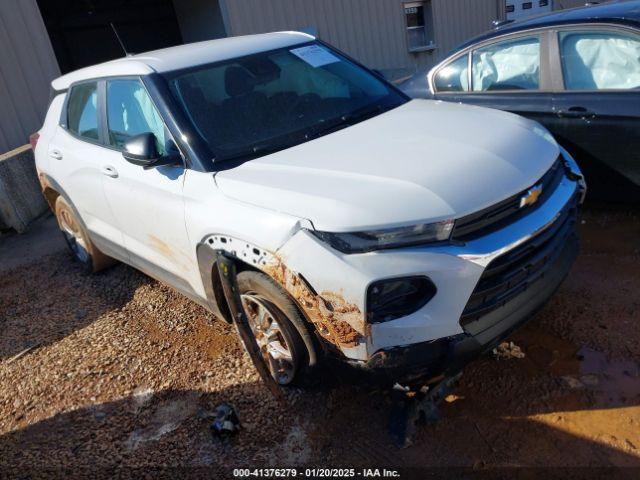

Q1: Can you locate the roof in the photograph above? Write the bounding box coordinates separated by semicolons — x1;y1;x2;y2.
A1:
51;31;314;91
458;0;640;51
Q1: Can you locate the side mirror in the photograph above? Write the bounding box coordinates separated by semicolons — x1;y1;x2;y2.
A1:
122;133;181;169
122;133;160;167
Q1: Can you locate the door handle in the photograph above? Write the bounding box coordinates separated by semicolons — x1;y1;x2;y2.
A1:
101;165;119;178
556;107;596;119
49;149;63;160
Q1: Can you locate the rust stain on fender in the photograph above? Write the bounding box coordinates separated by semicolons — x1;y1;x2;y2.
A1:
265;260;364;348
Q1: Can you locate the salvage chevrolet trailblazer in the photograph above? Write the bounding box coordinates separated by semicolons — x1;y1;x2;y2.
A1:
33;32;586;386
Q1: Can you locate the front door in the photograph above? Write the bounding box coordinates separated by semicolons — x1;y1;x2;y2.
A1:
432;32;557;129
100;78;195;285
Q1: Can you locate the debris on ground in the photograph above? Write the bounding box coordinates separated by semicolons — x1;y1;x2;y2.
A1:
561;376;585;389
493;341;526;359
210;403;241;437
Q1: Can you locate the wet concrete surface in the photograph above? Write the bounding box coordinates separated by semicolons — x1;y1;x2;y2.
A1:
0;206;638;475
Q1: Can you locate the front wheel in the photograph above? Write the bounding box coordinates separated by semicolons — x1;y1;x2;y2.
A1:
237;271;310;386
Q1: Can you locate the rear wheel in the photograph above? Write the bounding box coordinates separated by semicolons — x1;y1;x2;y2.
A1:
54;196;114;273
237;271;310;386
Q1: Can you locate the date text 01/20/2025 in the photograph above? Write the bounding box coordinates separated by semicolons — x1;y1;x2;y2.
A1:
232;468;401;478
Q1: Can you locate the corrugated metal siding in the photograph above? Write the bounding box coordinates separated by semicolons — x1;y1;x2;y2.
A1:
222;0;411;71
554;0;593;10
221;0;503;76
0;0;59;154
432;0;503;58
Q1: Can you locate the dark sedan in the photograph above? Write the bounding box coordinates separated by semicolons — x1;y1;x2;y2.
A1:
401;0;640;202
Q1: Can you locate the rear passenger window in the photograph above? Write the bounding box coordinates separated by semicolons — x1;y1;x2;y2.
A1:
559;30;640;90
67;83;99;140
472;36;541;91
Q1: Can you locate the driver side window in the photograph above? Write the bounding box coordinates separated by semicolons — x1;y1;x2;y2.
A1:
106;79;167;154
471;36;541;92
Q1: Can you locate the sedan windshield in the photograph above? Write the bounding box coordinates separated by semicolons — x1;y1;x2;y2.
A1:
163;42;407;162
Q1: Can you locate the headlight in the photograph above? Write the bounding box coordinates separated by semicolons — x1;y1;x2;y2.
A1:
310;219;454;254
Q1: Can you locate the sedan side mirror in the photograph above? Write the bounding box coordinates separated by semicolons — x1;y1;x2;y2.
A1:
122;133;181;169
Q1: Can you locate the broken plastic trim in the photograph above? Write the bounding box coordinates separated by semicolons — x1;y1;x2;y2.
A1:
216;252;284;401
366;276;437;324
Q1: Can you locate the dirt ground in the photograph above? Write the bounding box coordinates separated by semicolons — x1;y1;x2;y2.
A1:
0;207;639;477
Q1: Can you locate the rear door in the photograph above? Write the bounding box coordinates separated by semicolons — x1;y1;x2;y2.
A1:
99;77;194;284
47;81;125;257
549;25;640;201
431;30;556;127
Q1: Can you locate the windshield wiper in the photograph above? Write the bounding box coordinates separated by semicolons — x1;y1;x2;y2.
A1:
304;103;387;141
215;104;392;163
216;142;292;163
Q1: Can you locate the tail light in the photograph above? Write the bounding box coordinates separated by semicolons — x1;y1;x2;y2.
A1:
29;132;40;151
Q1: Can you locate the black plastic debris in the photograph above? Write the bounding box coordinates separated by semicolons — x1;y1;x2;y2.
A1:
210;403;240;437
388;374;461;448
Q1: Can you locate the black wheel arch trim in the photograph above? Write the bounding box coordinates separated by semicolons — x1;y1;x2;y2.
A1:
196;245;318;367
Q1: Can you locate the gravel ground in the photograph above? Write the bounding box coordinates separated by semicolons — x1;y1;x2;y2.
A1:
0;207;639;477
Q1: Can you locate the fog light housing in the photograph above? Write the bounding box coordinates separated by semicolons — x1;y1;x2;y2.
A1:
366;276;437;324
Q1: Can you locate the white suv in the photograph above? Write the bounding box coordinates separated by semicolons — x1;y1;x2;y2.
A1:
33;32;586;386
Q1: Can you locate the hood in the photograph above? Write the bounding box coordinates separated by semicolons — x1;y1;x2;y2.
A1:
215;99;559;232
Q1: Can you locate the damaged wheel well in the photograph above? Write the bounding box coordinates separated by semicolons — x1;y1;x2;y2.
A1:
196;243;320;367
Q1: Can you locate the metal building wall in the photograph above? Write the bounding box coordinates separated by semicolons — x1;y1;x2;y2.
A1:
220;0;503;77
554;0;593;10
431;0;504;58
0;0;60;154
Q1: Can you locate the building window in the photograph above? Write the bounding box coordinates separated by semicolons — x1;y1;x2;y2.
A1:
506;0;553;21
404;2;434;52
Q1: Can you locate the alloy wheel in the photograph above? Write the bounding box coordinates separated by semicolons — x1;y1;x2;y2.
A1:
240;293;296;385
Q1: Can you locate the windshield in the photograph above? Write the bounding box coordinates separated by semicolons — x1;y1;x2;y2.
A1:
163;42;407;162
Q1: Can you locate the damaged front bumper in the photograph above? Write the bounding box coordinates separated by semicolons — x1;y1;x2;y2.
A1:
364;222;579;384
272;155;583;383
202;151;584;386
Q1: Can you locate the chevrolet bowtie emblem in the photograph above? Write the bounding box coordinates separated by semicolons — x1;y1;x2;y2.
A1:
520;184;543;208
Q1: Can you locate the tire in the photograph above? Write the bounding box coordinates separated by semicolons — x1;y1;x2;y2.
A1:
237;270;311;386
54;196;115;273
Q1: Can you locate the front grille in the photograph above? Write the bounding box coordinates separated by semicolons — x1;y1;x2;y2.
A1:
460;193;579;331
452;157;565;241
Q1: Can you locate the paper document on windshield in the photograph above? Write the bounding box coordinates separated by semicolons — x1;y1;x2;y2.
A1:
290;45;340;68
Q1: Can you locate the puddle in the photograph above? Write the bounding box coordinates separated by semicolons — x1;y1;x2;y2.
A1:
573;346;640;405
517;328;640;407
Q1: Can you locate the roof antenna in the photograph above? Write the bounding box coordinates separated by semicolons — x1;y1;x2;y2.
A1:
110;22;131;56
